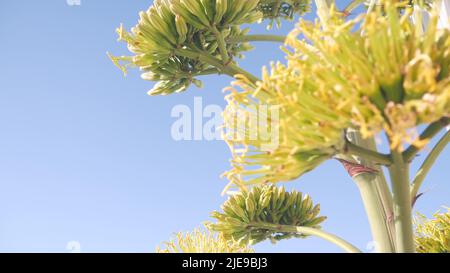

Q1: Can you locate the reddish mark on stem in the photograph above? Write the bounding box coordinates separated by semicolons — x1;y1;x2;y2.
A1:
337;159;378;177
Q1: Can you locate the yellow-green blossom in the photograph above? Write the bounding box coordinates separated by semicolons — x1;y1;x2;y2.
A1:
223;2;449;188
287;3;449;147
222;68;356;188
415;208;450;253
156;228;254;253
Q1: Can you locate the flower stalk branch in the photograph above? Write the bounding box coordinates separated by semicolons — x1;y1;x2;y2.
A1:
403;118;450;163
410;130;450;204
227;34;287;44
174;48;260;83
253;222;362;253
345;138;392;166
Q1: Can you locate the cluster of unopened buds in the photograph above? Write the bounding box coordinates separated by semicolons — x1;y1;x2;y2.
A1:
109;0;311;95
209;185;326;245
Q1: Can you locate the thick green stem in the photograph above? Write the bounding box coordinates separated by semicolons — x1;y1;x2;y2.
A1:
343;132;396;253
227;62;260;83
174;48;260;84
410;130;450;203
352;174;396;252
345;139;392;166
255;222;362;253
388;151;415;253
227;34;287;44
403;118;450;163
319;0;396;253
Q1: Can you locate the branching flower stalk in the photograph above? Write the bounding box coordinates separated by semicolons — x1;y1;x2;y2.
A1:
411;129;450;204
221;1;449;252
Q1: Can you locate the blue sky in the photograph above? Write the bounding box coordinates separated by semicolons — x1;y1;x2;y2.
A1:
0;0;448;253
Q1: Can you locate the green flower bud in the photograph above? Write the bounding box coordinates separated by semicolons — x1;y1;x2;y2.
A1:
210;185;326;245
109;0;262;96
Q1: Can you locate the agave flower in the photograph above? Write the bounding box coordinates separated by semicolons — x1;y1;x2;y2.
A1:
415;208;450;253
109;0;261;95
288;2;449;147
223;2;449;188
209;185;326;245
108;0;316;95
156;227;254;253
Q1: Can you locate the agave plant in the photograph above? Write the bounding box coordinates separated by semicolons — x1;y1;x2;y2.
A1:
111;0;449;253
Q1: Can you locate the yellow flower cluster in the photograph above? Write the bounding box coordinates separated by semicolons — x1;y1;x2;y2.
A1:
223;3;449;188
156;228;254;253
415;208;450;253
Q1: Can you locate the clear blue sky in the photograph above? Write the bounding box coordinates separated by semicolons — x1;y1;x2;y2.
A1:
0;0;448;253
